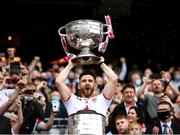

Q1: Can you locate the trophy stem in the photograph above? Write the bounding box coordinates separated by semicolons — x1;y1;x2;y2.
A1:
71;46;100;65
79;47;94;56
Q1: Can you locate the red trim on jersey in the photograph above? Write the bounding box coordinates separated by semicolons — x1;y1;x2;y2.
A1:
103;93;111;100
63;95;71;102
84;105;89;110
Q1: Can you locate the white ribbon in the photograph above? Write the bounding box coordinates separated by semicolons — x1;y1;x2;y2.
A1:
98;15;115;53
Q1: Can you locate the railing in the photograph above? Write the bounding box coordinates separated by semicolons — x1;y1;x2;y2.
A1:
36;118;68;134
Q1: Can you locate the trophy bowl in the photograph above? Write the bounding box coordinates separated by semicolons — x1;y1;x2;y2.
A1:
58;19;108;65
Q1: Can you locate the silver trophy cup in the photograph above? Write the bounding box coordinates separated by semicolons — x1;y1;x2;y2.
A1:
68;110;106;135
58;19;110;65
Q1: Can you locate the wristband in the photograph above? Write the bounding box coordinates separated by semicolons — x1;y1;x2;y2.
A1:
167;80;172;85
99;61;104;66
168;81;172;85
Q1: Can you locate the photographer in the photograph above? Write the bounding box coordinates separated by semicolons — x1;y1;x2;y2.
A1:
0;79;24;134
19;82;45;134
0;79;24;115
31;91;57;133
0;62;29;108
34;90;68;133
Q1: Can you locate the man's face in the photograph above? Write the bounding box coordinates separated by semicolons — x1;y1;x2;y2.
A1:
157;103;172;121
152;79;163;94
131;73;141;84
157;104;171;112
79;75;96;98
123;88;135;103
115;118;129;133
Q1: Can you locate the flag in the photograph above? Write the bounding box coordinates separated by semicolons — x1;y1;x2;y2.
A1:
49;56;69;64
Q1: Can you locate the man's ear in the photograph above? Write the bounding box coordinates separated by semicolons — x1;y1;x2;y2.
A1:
170;111;174;116
78;83;80;90
170;108;174;116
94;83;97;90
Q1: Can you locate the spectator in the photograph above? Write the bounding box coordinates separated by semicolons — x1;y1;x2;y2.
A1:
128;70;143;92
96;75;105;93
19;82;45;134
106;114;129;135
4;98;23;134
64;70;79;94
113;79;123;104
107;84;145;134
171;66;180;89
161;70;179;103
128;122;143;135
173;95;180;126
143;67;153;78
146;100;180;134
137;75;179;124
118;57;127;82
127;106;146;133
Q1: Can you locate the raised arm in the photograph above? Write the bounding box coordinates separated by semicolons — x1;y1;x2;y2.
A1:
100;57;118;99
136;81;147;100
136;77;152;100
13;98;23;134
162;71;180;96
38;112;57;131
20;63;30;83
0;80;24;114
28;56;40;73
55;60;75;101
118;57;127;81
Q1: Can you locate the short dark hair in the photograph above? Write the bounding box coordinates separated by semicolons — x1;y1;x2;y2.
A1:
121;83;135;93
79;70;96;80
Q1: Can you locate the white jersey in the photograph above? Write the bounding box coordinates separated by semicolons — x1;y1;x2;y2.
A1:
0;90;9;107
0;88;15;107
63;93;112;117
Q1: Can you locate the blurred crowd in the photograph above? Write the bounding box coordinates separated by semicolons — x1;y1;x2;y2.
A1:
0;47;180;135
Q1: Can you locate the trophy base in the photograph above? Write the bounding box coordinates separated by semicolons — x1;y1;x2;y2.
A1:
71;56;100;65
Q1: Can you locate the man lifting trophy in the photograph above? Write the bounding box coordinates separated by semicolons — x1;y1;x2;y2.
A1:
56;15;117;135
58;15;114;65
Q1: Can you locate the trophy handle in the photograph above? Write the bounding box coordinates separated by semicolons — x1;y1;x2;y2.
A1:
58;26;67;37
98;23;114;53
58;26;77;60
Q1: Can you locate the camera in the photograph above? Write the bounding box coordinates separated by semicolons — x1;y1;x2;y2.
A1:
51;96;60;112
6;77;19;84
149;73;162;79
22;89;36;95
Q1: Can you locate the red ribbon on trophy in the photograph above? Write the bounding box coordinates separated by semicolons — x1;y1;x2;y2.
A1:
49;37;75;64
98;15;115;53
60;37;76;59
